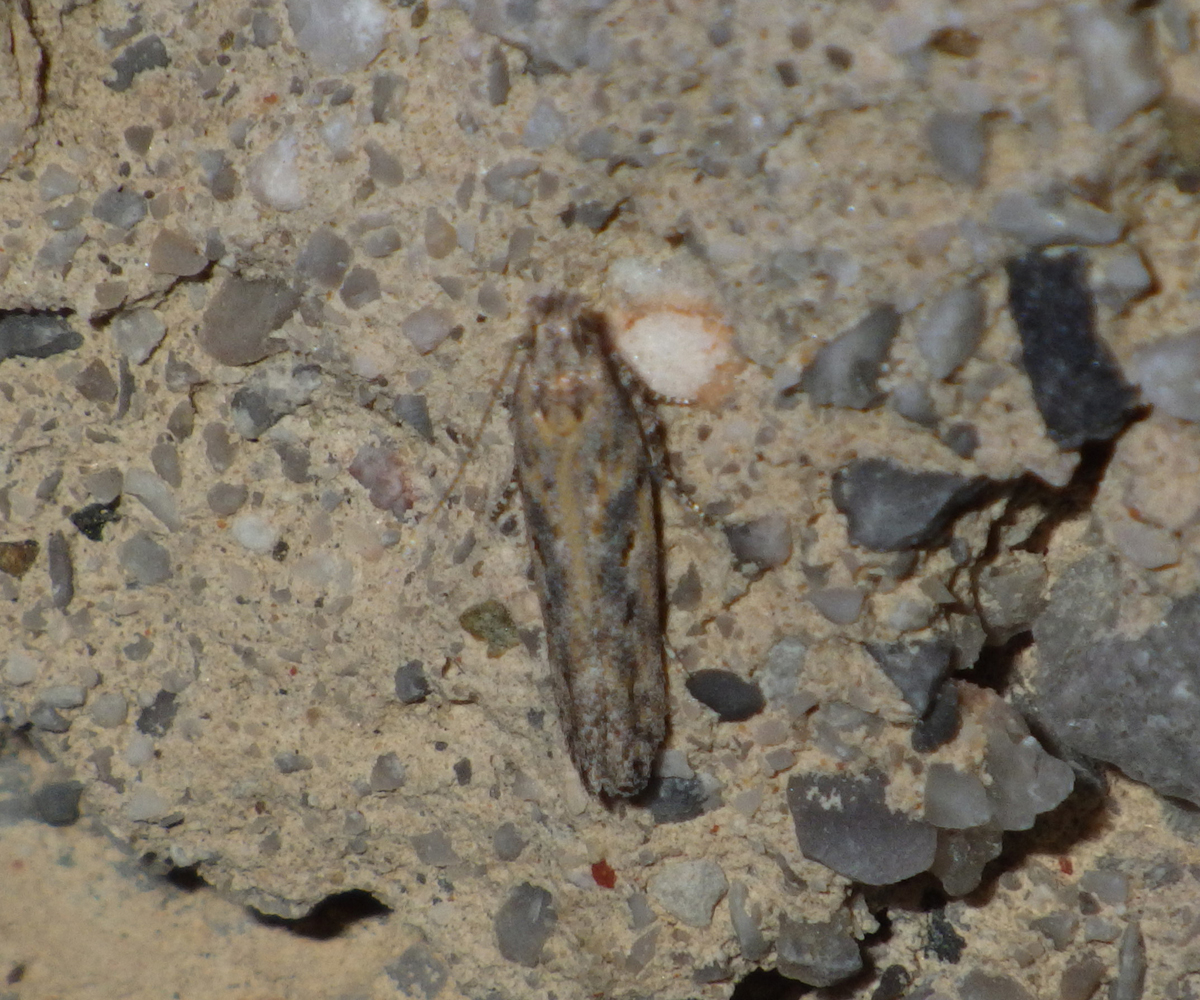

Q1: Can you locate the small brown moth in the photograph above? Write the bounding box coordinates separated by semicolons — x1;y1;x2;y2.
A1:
511;293;668;799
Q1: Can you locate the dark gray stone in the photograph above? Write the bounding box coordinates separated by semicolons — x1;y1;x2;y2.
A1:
92;186;147;229
685;670;764;721
105;34;170;92
775;913;863;988
1006;251;1136;448
0;311;82;362
800;305;902;409
787;769;937;884
394;661;430;704
391;394;434;442
831;457;986;551
136;690;178;736
47;531;73;610
495;883;557;967
33;781;84;826
200;276;299;366
865;638;954;715
385;942;449;999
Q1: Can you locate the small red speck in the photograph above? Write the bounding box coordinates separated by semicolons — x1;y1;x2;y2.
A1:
289;666;298;676
1059;857;1073;876
591;859;616;889
263;93;279;104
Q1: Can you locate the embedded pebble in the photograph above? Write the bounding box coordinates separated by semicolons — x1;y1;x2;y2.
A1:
204;423;237;471
394;660;430;704
274;752;312;774
39;685;86;709
1111;920;1146;1000
865;638;954;714
990;190;1124;247
137;691;178;737
1007;251;1135;448
230;364;321;439
1066;4;1163;133
363;140;403;186
401;305;456;354
148;229;207;276
3;652;38;685
391;394;433;443
1129;330;1200;422
495;883;557;967
787;769;937;884
522;97;567;151
39;163;79;201
75;359;118;403
125;785;170;822
349;445;412;516
36;228;87;274
487;44;510;106
92;186;147;229
800;305;901;409
412;830;460;867
111;308;166;364
424;209;457;259
724;514;791;570
200;276;299;366
492;822;526;861
645;776;708;825
685;670;764;722
124;124;154;155
808;587;865;625
90;692;128;728
82;469;123;504
927;110;986;187
959;970;1034;1000
370;752;407;792
0;540;39;579
150;442;182;489
0;311;83;362
360;225;402;258
339;266;380;309
831;457;986;551
1080;869;1129;905
1060;955;1106;1000
647;859;728;928
119;531;173;585
207;482;249;516
758;637;809;701
30;703;71;732
917;282;987;379
69;499;121;541
727;881;769;963
105;34;169;92
296;227;352;290
47;531;74;610
482;158;539;205
284;0;387;72
124;469;182;531
43;198;86;231
247;133;305;211
923;763;992;829
775;914;863;988
231;514;279;554
385;944;449;999
33;781;84;826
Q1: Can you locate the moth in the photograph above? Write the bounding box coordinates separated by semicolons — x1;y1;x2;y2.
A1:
511;293;668;799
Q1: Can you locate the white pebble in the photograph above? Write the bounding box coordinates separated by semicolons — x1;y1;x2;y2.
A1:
990;189;1124;246
284;0;386;72
231;513;280;554
248;133;306;212
1129;330;1200;421
124;468;183;531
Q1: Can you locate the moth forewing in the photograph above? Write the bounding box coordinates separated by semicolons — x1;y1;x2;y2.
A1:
511;294;668;799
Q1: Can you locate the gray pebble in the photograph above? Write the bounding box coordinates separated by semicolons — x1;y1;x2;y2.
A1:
800;305;901;409
200;276;299;366
2;652;38;686
646;775;708;824
522;97;567;151
274;751;313;774
369;752;407;792
776;913;863;988
123;124;154;155
865;638;954;715
30;703;71;732
360;225;402;258
273;439;311;483
164;351;202;391
401;305;455;354
831;457;986;552
166;400;195;441
33;781;84;826
203;422;237;472
150;442;183;488
339;266;381;310
75;359;118;403
959;970;1034;1000
492;822;526;861
148;229;207;276
124;468;182;531
105;34;170;92
482;158;539;204
411;829;460;866
648;859;728;927
927;109;986;187
92;186;147;229
296;227;352;290
384;943;449;999
423;208;456;259
487;44;510;106
364;140;404;186
39;685;86;709
39;163;79;201
82;468;123;504
917;282;987;380
43;197;87;231
47;531;74;610
1060;955;1106;1000
495;882;557;967
111;308;166;365
0;311;83;362
808;587;864;625
391;394;433;443
787;769;937;885
724;513;792;570
1130;329;1200;422
394;660;430;704
119;531;172;585
230;364;321;440
90;692;129;728
36;227;86;275
251;12;281;47
371;72;405;124
1110;920;1146;999
136;690;178;737
990;190;1124;246
727;881;769;962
